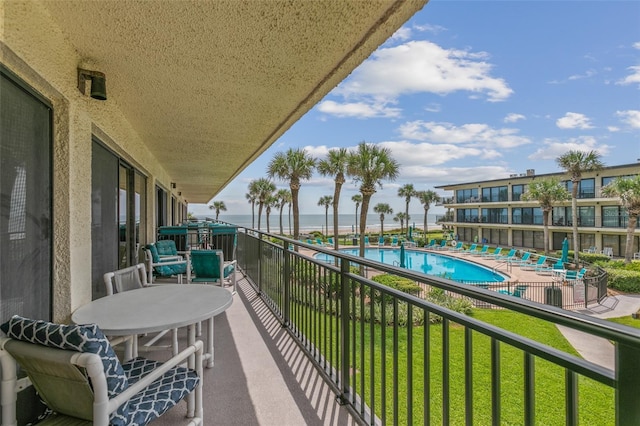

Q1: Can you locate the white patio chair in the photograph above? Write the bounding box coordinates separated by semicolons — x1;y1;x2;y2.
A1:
103;264;179;356
0;316;203;426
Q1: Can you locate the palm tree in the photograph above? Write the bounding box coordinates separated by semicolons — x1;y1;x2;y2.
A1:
288;199;292;235
317;148;350;250
275;189;291;235
602;175;640;263
208;200;227;221
317;195;333;237
246;182;259;228
521;178;570;254
398;184;416;238
557;150;604;261
352;194;362;236
393;212;408;235
373;203;393;236
252;178;276;231
267;148;316;242
348;142;399;258
265;195;278;234
417;190;440;236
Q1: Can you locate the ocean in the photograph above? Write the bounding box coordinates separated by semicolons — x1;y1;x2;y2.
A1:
197;213;441;235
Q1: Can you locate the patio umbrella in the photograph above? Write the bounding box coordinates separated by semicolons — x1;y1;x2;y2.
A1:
399;241;406;268
561;237;569;264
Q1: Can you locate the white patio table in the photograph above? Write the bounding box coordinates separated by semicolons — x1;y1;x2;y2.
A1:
71;284;233;368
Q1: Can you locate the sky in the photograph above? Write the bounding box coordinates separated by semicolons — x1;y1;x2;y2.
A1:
190;0;640;219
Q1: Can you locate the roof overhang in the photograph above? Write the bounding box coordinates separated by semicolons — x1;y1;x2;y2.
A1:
41;0;428;202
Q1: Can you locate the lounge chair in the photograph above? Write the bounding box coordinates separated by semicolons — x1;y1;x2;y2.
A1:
378;236;385;246
449;241;464;251
482;247;501;258
520;255;547;270
424;239;436;249
391;236;398;247
434;240;448;250
364;236;371;246
327;237;335;246
461;243;477;254
315;238;326;247
496;248;517;261
536;259;564;275
470;245;489;256
498;284;528;298
508;251;531;266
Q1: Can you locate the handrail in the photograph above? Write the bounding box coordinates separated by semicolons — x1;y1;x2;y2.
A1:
236;227;640;425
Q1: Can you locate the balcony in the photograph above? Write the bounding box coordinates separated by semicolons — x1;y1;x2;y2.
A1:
158;229;640;424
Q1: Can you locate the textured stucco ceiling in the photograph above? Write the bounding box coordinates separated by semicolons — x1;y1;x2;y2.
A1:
42;0;427;203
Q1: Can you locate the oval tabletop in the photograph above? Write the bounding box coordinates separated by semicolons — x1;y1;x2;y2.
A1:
71;284;233;335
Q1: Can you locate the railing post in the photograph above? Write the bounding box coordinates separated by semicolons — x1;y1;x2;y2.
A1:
257;233;263;295
283;241;290;328
616;341;640;425
338;258;351;405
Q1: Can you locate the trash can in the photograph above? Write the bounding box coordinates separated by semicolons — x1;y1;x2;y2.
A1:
352;237;358;245
545;286;563;307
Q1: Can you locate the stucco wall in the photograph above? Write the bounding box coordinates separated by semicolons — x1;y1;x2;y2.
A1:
1;1;184;321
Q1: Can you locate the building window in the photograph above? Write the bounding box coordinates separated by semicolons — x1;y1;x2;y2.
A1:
481;186;508;202
456;208;479;223
602;174;637;188
512;207;543;225
512;184;524;201
456;188;479;203
563;178;595;199
481;208;508;224
602;206;628;228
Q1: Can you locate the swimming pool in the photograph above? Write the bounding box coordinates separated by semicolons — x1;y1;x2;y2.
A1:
314;248;506;282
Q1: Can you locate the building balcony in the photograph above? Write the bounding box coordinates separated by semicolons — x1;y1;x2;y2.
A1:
154;229;640;424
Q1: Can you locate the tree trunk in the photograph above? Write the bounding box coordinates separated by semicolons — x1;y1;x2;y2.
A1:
257;203;263;231
279;206;284;235
292;186;300;243
624;215;638;263
571;180;579;262
542;207;550;254
359;195;371;259
251;202;255;229
405;201;410;238
424;207;429;235
333;182;342;251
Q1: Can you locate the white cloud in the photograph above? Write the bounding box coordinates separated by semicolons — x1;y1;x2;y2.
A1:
317;100;401;118
617;65;640;87
528;136;611;160
333;40;513;103
302;145;331;159
425;103;441;113
504;113;525;123
568;69;597;80
633;41;640;50
390;27;412;42
556;112;594;129
413;23;447;34
608;126;620;132
616;110;640;128
397;120;531;148
394;165;514;185
378;140;488;166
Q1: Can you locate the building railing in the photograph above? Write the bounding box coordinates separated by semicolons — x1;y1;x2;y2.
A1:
236;228;640;425
443;215;631;229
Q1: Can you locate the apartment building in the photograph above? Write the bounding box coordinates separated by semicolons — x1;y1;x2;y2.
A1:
436;162;640;256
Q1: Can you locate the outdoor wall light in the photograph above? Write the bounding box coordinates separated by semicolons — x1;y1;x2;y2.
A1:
171;182;176;189
77;68;107;100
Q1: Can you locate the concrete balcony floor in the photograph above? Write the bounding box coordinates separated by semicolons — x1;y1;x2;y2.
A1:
150;275;357;426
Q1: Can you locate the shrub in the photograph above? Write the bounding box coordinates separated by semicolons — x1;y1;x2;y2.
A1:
606;269;640;293
425;288;473;323
367;274;422;303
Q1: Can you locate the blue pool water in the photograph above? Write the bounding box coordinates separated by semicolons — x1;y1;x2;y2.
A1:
314;248;506;282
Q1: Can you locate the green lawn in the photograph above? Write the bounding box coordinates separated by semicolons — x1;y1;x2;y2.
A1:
606;315;640;329
299;304;615;425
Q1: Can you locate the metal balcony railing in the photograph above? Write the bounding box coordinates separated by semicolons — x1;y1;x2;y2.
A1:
236;229;640;425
